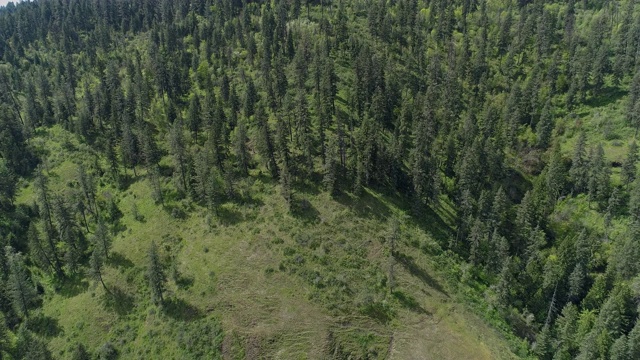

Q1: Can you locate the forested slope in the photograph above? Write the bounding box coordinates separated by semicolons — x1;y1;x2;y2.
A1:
1;0;640;359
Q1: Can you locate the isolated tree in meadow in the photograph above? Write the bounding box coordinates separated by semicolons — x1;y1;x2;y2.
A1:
89;247;110;294
147;241;166;306
93;220;112;261
149;165;164;205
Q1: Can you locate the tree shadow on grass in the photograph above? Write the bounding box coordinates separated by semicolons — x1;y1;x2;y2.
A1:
108;252;134;269
395;252;448;297
102;286;135;316
163;297;203;322
174;271;195;290
290;197;321;223
27;314;63;337
584;86;627;108
57;273;89;298
392;290;431;315
232;192;264;207
291;171;323;196
333;189;392;221
118;173;137;192
408;205;455;246
217;206;244;226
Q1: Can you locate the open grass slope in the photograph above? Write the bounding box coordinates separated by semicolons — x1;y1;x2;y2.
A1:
16;125;520;359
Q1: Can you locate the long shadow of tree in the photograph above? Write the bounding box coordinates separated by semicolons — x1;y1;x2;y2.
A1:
290;197;321;223
392;290;431;315
26;313;63;337
108;252;134;269
56;273;89;298
395;252;448;297
102;286;135;316
333;189;392;221
163;297;203;322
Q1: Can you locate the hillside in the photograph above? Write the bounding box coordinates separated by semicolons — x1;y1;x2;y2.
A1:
3;0;640;359
15;125;519;359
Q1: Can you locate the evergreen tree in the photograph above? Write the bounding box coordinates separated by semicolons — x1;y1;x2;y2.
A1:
187;93;202;142
0;159;16;209
27;223;55;275
15;325;52;360
280;160;293;209
323;131;339;195
255;107;278;178
244;77;258;117
627;71;640;130
610;335;629;360
545;147;566;206
628;320;640;359
70;343;91;360
139;124;161;169
120;121;139;177
5;246;38;318
89;247;109;294
570;132;588;193
536;99;553;149
93;220;111;261
234;116;250;176
52;195;81;273
621;141;638;187
169;119;190;195
149;165;164;205
147;241;165;306
587;144;610;206
0;311;7;359
77;164;97;216
554;303;579;359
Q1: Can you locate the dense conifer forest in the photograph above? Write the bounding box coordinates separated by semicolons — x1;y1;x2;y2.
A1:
2;0;640;358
